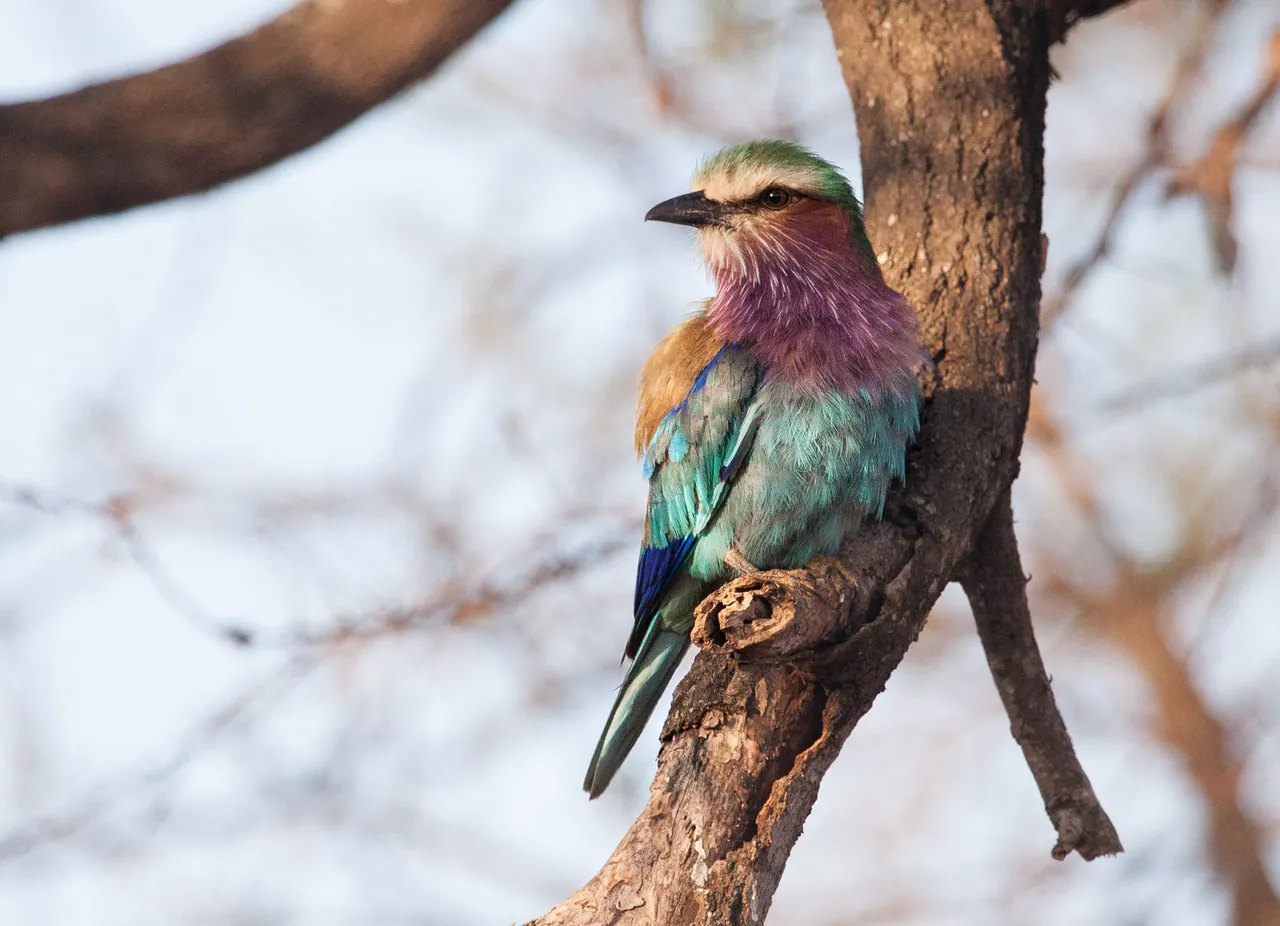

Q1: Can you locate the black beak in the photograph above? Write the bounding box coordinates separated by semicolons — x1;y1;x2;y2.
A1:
644;191;731;228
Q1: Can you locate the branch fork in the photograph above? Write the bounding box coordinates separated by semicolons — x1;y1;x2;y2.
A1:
691;493;1122;863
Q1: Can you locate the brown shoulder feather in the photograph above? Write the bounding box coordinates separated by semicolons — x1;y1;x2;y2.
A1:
635;310;724;457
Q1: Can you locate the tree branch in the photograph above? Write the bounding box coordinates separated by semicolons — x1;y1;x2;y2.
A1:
1030;392;1280;926
1042;0;1230;322
0;0;516;238
1100;576;1280;926
957;491;1122;861
530;2;1100;923
1166;28;1280;274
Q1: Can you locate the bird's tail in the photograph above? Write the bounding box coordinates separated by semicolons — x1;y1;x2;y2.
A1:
583;627;689;799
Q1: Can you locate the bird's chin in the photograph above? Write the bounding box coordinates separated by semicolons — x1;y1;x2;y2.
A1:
699;227;749;276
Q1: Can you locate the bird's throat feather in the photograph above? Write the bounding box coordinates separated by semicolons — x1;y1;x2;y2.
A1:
703;201;921;394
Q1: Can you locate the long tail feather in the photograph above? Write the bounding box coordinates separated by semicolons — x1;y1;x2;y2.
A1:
583;629;689;799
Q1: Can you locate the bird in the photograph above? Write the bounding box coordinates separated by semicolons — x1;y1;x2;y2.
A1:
583;139;924;799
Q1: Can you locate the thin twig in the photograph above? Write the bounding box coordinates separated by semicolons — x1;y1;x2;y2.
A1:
0;652;317;862
288;530;634;647
0;481;633;650
116;518;258;646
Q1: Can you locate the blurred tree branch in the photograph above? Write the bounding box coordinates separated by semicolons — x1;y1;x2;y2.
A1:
1102;334;1280;413
1087;571;1280;926
1030;392;1280;926
0;480;631;650
0;0;516;238
1166;29;1280;274
0;491;629;864
531;3;1122;924
0;650;317;863
1043;0;1230;322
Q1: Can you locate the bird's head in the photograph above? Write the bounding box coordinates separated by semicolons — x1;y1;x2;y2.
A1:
645;139;871;278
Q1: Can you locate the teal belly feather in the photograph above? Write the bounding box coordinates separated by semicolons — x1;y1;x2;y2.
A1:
682;376;919;606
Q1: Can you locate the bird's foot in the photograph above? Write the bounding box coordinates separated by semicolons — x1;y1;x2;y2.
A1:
723;548;758;576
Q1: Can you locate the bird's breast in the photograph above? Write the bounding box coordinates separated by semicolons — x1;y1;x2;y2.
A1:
708;378;917;570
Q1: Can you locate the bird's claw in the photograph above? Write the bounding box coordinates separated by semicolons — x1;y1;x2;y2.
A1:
724;548;758;576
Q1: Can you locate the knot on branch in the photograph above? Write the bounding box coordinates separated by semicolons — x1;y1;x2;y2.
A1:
1048;796;1125;861
691;557;862;662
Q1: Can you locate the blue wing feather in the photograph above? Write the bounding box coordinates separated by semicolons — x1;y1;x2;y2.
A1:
633;536;695;628
626;345;759;659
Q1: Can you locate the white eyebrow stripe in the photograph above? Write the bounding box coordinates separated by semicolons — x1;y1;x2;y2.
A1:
693;163;824;203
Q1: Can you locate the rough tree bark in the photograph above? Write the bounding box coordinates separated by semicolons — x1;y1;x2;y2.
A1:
530;3;1122;924
0;0;515;238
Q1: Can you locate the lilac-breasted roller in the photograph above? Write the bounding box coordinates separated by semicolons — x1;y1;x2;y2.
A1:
583;140;923;798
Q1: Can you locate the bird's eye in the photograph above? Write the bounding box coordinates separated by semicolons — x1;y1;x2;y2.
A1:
758;188;792;209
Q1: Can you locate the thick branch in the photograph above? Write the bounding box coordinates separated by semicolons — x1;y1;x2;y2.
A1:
0;0;515;237
532;2;1059;923
958;491;1122;861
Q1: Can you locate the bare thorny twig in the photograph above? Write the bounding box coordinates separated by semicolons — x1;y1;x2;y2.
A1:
0;482;634;863
0;481;634;650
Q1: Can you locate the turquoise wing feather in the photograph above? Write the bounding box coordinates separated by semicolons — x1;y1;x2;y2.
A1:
627;345;759;658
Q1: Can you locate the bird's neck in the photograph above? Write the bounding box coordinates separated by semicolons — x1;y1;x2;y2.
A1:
703;210;922;394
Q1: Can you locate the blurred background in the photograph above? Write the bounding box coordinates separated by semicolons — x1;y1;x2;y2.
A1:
0;0;1277;923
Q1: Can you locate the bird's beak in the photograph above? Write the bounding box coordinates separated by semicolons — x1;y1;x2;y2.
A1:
645;191;731;228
